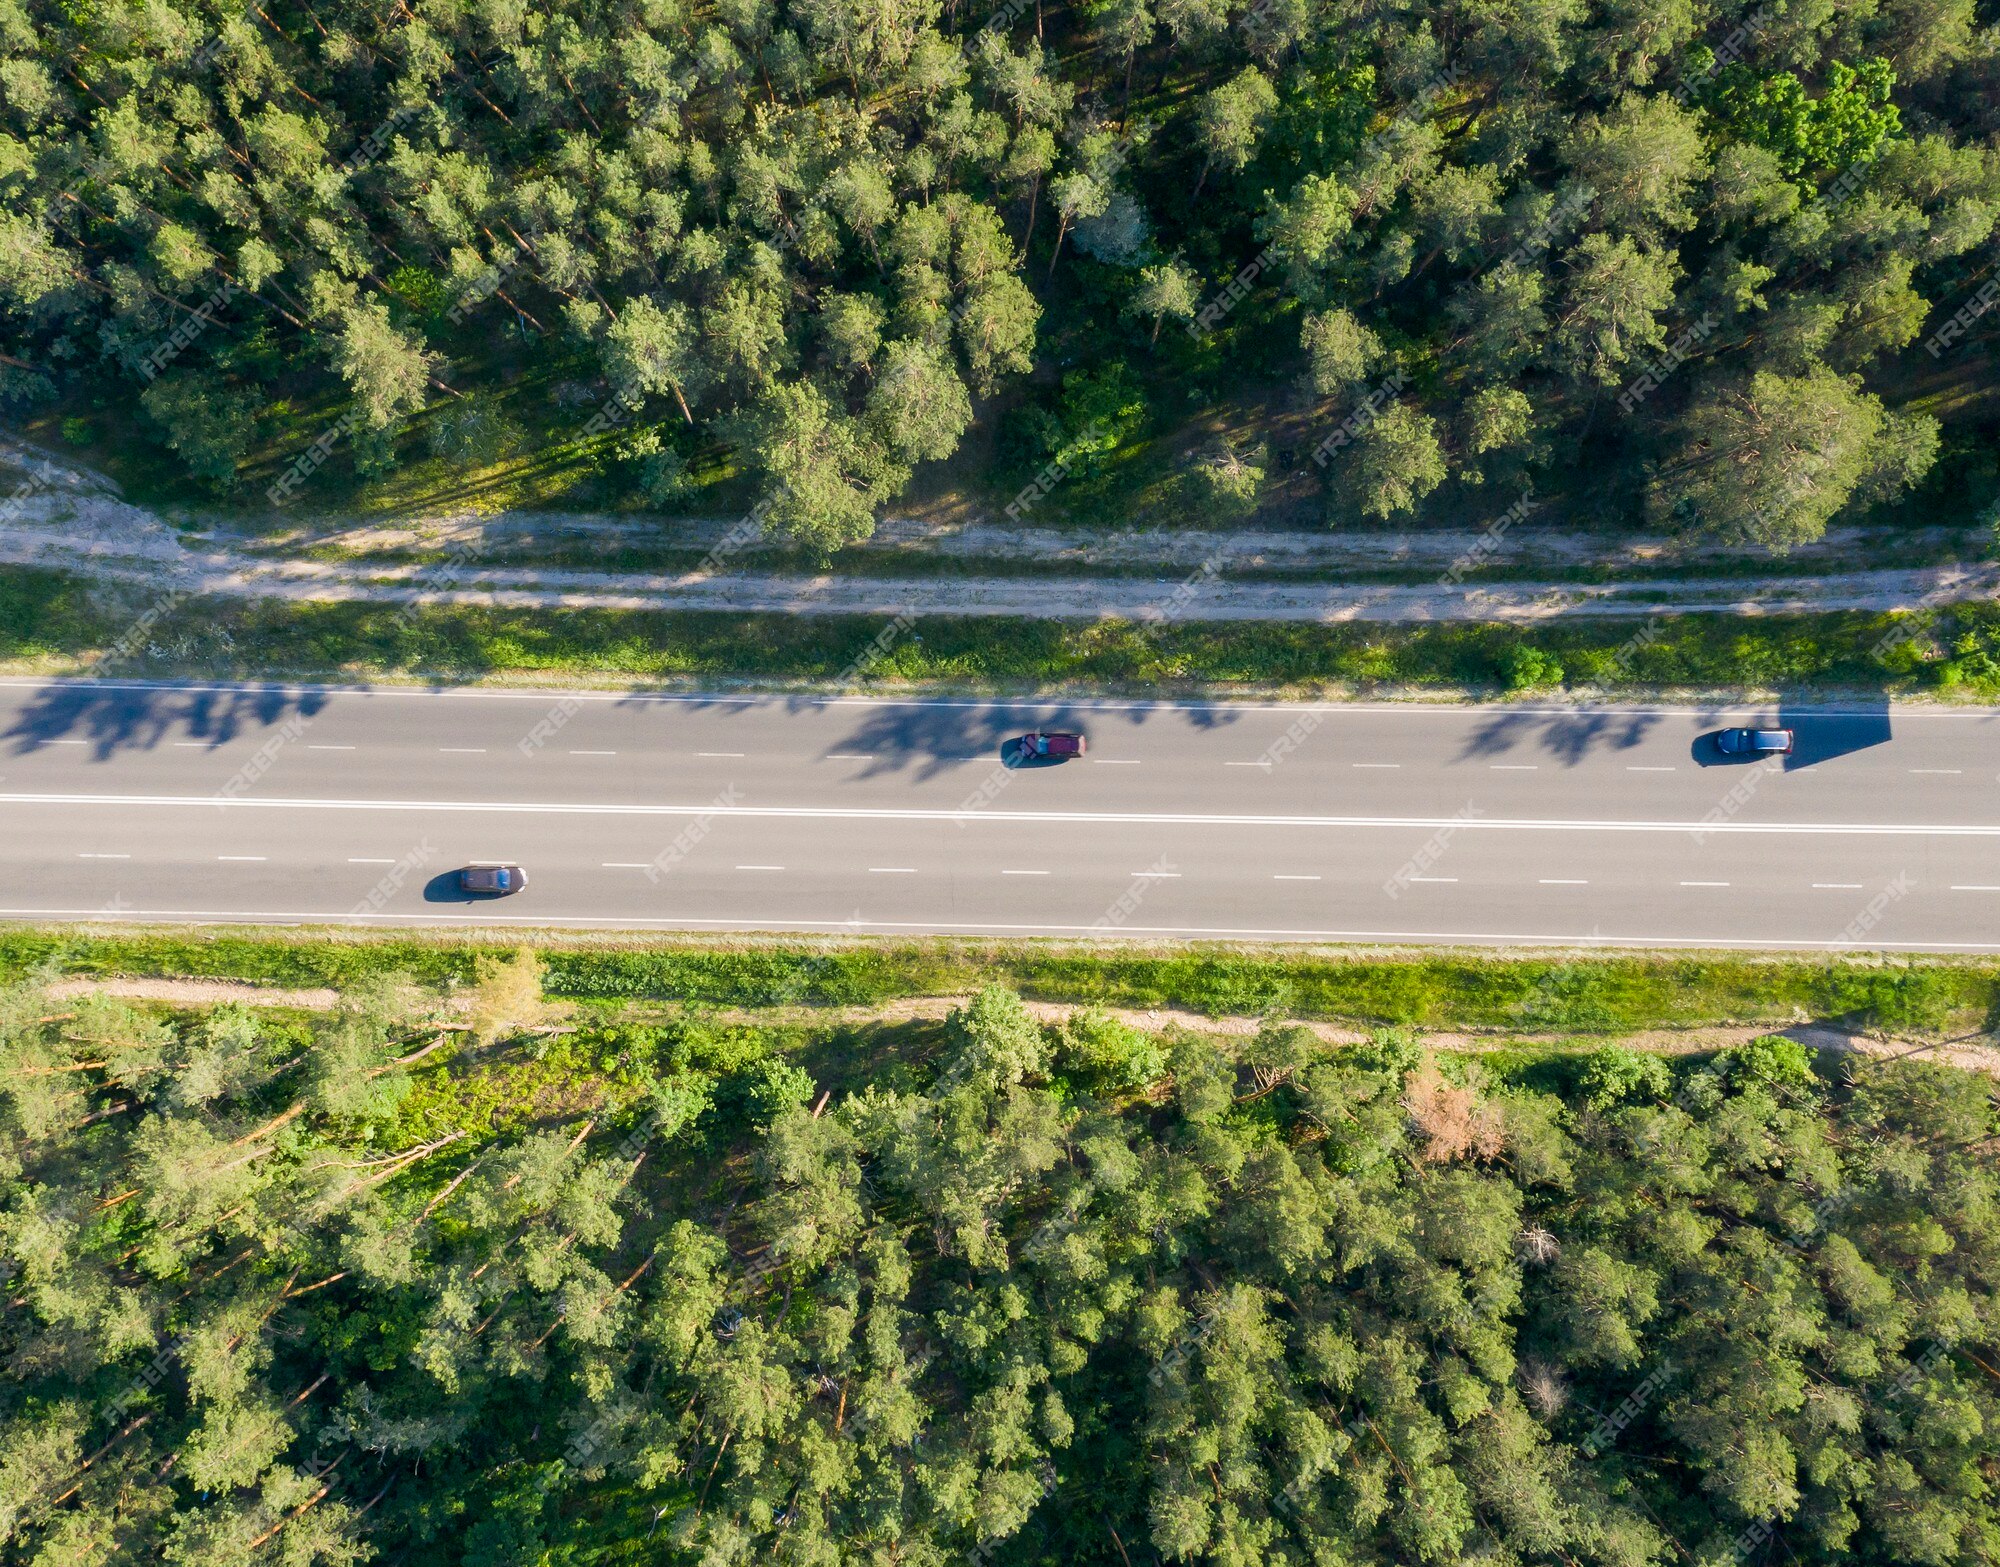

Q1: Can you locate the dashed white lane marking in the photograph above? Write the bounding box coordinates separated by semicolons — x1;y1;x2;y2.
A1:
1540;878;1588;885
699;752;744;758
1132;870;1181;878
1274;874;1321;880
1092;759;1140;765
48;740;86;745
569;750;616;756
218;855;266;861
869;867;917;874
1627;766;1676;772
1681;880;1730;887
173;741;208;747
1352;762;1400;768
1490;764;1537;770
825;753;873;760
77;852;129;858
1409;876;1457;883
439;748;486;753
602;862;651;868
20;791;2000;839
1225;761;1271;768
735;864;784;871
1002;869;1049;876
309;744;355;751
348;858;396;864
1951;884;2000;891
1912;768;1963;774
1813;883;1863;889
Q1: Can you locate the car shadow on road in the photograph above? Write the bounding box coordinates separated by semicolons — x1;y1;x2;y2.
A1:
1779;698;1891;772
423;871;483;904
2;680;332;759
1687;697;1894;770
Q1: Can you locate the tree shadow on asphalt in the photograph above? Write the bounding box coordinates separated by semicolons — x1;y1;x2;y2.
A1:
609;690;1241;782
819;695;1241;781
2;681;332;760
1454;706;1687;767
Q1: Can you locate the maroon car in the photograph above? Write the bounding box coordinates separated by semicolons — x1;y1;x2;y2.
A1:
1016;730;1087;759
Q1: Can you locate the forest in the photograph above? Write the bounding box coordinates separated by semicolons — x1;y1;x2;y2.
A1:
2;0;1999;546
5;960;2000;1567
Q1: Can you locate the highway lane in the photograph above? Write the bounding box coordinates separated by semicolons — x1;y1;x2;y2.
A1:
2;678;1999;947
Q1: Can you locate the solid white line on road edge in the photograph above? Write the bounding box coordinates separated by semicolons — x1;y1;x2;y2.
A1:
19;902;2000;950
869;867;917;874
1540;879;1588;884
19;791;2000;838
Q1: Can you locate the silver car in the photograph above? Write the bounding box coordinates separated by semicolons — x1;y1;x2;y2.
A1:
1715;727;1794;757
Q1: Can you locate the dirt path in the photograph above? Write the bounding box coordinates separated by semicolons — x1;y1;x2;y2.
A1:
267;506;1974;576
45;975;342;1008
8;507;1999;625
43;975;2000;1075
6;436;1997;625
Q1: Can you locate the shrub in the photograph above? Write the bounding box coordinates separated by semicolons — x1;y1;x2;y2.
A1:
1055;1008;1168;1092
1578;1045;1673;1109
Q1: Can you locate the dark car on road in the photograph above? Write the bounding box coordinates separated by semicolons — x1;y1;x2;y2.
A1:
1015;730;1087;760
1715;727;1794;757
459;864;529;895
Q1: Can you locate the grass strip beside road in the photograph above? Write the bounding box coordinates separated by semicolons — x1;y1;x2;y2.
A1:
2;565;1996;697
5;927;1991;1036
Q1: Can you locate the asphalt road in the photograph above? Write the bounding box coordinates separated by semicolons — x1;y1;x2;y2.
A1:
2;678;1998;949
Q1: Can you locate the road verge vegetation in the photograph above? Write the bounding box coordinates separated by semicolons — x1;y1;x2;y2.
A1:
3;566;2000;699
4;959;1999;1567
8;926;1995;1039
